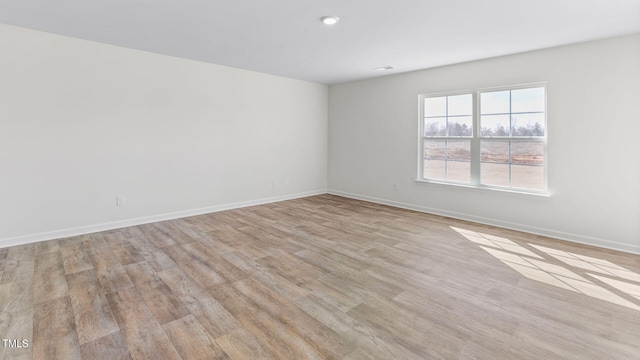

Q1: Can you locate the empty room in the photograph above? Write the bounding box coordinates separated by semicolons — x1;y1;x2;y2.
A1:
1;0;639;359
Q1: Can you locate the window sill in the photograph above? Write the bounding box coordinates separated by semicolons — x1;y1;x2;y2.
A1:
414;179;551;198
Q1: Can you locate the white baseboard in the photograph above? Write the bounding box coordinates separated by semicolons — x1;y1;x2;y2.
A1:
0;189;327;249
328;189;640;255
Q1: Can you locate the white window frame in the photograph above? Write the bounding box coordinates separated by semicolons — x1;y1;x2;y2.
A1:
417;83;548;195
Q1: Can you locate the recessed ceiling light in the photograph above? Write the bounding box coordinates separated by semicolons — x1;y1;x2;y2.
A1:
375;66;395;71
321;16;340;25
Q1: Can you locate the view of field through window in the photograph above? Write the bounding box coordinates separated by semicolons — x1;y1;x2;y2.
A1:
422;86;546;191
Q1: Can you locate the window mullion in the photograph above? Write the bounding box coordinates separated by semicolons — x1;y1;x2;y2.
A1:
508;140;513;187
470;92;481;186
444;97;449;180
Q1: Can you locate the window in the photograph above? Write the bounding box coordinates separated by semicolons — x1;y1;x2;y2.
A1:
419;84;547;194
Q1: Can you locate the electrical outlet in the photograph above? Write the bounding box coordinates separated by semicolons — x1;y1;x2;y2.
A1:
116;195;126;207
393;183;400;191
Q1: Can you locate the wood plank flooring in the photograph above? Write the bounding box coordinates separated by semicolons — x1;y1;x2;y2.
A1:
1;194;639;359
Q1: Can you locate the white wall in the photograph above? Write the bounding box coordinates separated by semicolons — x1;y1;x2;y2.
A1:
329;33;640;254
0;24;328;245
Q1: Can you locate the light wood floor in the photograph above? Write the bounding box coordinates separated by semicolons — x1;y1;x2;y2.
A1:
1;195;639;359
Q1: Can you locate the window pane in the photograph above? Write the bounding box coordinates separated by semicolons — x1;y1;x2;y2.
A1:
424;96;446;117
448;116;472;136
481;141;509;163
425;117;447;136
481;163;509;187
481;91;509;114
424;140;446;160
448;94;472;116
448;161;470;183
512;165;544;190
511;142;544;166
480;114;510;136
447;140;470;161
511;87;545;113
511;113;545;137
424;160;445;180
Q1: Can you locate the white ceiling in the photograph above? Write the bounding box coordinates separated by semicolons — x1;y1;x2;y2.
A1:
1;0;639;84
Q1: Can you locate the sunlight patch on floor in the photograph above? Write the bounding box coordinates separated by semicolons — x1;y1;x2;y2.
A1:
451;227;640;311
589;273;640;301
530;244;640;283
451;227;543;259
